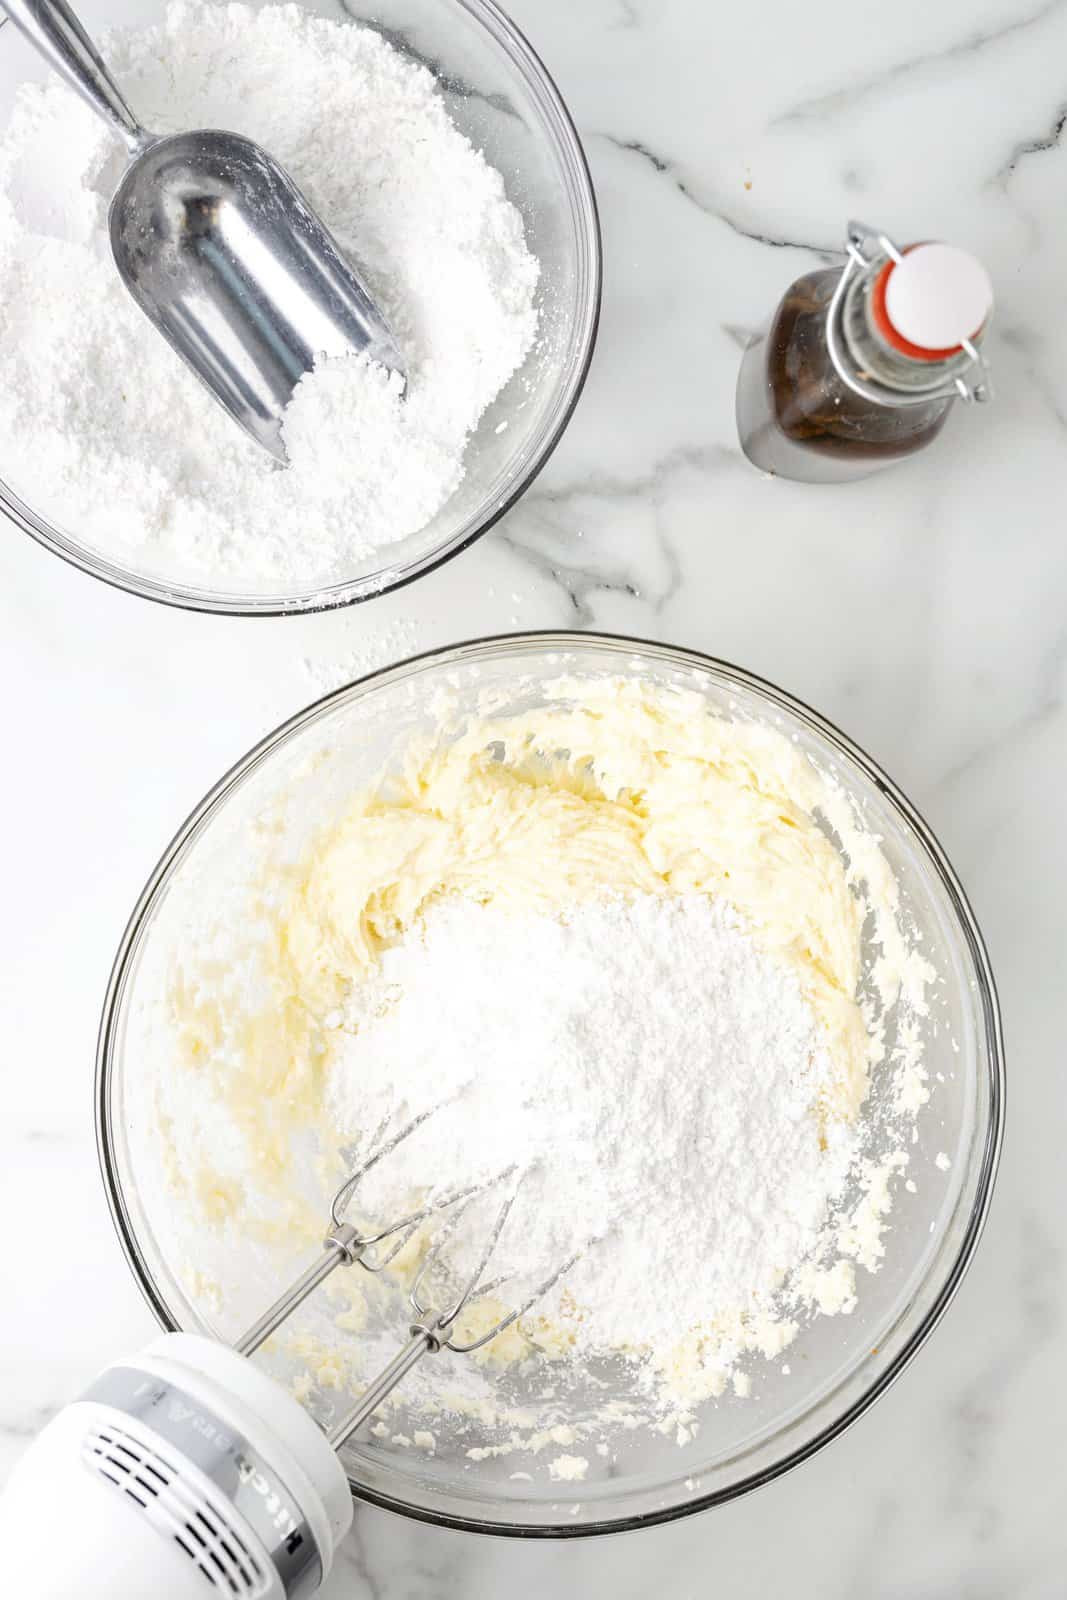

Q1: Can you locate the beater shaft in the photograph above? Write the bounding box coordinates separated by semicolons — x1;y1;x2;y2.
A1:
235;1223;363;1357
326;1321;442;1449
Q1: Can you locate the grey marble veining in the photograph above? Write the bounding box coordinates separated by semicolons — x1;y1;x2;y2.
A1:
1;0;1065;1593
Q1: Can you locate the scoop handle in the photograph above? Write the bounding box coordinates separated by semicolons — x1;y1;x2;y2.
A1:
1;0;148;154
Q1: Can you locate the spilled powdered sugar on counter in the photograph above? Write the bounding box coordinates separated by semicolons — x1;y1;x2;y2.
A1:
0;1;538;587
300;619;420;699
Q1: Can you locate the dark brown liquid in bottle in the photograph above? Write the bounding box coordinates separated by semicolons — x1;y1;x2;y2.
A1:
767;268;951;462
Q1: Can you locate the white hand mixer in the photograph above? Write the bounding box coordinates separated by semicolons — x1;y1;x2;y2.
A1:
0;1124;573;1599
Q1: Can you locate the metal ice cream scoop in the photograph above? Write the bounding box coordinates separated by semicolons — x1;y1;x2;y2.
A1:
1;0;406;463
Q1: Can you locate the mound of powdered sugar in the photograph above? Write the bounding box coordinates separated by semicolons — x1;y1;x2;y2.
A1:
0;0;539;587
327;893;861;1366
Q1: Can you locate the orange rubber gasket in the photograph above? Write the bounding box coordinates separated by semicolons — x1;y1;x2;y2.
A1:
870;246;965;363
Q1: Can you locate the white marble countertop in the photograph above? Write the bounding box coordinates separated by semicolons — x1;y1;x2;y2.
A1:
2;0;1064;1593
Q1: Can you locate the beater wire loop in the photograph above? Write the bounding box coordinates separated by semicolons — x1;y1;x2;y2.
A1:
240;1136;580;1438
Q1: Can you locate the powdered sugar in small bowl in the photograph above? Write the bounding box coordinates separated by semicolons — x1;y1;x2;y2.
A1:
0;0;600;612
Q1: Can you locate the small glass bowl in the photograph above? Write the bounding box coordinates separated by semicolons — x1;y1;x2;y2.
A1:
96;633;1005;1536
0;0;600;613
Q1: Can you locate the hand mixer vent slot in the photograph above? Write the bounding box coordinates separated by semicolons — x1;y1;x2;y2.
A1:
82;1420;267;1597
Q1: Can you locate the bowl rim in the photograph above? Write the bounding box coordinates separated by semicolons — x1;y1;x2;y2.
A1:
0;0;603;616
95;630;1006;1537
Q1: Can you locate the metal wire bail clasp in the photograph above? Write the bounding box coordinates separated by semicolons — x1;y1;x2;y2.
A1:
828;219;993;407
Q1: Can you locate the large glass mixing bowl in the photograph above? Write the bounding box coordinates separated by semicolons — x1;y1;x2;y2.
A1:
96;634;1004;1535
0;0;600;613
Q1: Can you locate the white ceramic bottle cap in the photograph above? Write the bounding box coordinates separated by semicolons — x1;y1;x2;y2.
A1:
882;243;993;353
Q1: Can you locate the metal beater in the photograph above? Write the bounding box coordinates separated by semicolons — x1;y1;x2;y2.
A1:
235;1117;577;1452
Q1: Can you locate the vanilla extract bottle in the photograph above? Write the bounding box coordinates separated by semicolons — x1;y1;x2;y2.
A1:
736;221;993;483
